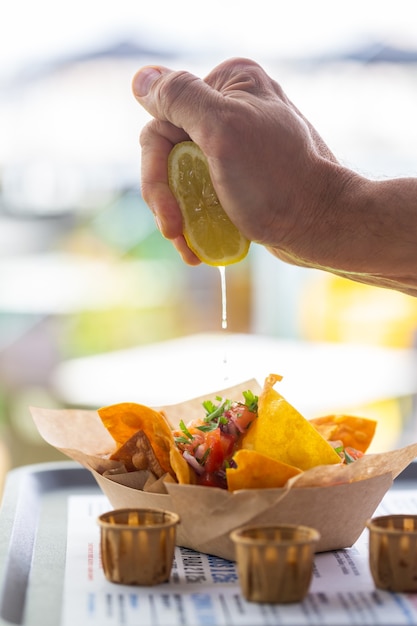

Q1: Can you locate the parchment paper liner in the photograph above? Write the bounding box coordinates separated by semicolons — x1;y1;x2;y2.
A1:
30;379;417;561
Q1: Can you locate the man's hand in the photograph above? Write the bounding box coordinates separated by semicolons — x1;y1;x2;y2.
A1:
132;57;417;296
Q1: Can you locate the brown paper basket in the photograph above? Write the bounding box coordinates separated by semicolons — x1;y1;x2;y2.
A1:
30;379;417;561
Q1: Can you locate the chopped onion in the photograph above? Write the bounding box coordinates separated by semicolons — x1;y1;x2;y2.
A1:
183;451;205;475
230;414;246;433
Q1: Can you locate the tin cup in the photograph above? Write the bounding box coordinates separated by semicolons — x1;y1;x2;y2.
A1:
367;514;417;592
97;508;180;585
230;524;320;603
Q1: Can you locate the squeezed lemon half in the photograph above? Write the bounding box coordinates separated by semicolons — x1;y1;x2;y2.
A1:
168;141;250;266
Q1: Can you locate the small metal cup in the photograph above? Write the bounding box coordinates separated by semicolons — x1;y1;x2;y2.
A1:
230;524;320;603
367;514;417;592
97;507;180;586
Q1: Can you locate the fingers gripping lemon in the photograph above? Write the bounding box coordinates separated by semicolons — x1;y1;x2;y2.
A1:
168;141;250;266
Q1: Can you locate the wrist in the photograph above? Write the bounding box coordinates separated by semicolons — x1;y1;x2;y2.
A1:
286;158;365;269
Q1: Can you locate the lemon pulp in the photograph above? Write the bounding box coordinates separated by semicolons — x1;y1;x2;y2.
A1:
168;141;250;266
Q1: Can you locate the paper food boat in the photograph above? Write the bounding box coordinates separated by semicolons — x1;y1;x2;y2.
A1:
30;379;417;561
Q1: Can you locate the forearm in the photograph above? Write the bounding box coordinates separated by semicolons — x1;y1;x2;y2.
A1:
272;162;417;296
337;175;417;292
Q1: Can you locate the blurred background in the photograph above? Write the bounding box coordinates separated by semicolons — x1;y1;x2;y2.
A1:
1;0;417;483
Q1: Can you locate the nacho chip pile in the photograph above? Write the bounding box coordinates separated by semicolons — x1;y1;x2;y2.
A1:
98;374;377;492
99;402;194;485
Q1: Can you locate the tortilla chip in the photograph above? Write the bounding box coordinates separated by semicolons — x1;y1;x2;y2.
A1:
170;447;196;485
309;415;377;454
98;402;193;484
226;449;302;491
241;374;341;470
110;430;166;476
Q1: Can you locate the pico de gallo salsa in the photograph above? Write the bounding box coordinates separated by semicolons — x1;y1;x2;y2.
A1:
330;442;363;463
173;390;365;489
173;391;258;489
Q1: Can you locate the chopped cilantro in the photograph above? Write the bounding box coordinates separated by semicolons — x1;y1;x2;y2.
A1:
202;397;232;422
174;435;192;445
177;389;258;449
344;449;356;464
178;419;194;440
197;415;227;433
199;447;211;465
243;390;258;412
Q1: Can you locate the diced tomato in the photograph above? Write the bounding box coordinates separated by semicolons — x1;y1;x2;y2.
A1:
220;432;235;457
197;472;225;488
204;432;226;474
179;430;205;457
227;404;256;433
344;447;364;463
176;397;258;488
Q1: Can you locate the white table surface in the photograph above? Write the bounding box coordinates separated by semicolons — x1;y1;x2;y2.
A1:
52;332;417;417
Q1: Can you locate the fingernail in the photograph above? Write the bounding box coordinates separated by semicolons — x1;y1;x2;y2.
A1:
132;67;161;97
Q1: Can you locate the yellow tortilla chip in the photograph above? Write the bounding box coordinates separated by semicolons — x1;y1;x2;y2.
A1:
98;402;193;484
309;415;377;454
226;449;302;491
241;374;341;470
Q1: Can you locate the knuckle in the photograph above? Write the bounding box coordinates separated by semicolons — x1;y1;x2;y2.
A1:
156;70;198;111
209;57;274;97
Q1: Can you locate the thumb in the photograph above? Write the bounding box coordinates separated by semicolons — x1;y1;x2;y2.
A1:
131;65;167;101
132;65;218;136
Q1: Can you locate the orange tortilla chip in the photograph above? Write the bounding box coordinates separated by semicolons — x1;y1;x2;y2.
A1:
226;449;302;491
98;402;193;484
309;415;377;454
241;374;341;470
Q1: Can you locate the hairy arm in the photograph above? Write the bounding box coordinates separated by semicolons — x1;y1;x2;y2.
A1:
133;58;417;296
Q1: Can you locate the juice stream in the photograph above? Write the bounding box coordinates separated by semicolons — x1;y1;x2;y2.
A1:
218;266;229;382
218;265;227;330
